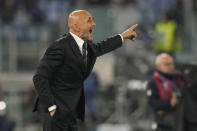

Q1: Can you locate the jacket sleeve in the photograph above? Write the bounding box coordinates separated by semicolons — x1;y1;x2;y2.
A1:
91;35;123;57
33;42;64;108
146;80;171;110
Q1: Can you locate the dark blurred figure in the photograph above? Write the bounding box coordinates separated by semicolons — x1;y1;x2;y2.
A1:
0;0;3;14
193;0;197;12
178;63;197;131
0;0;16;23
22;0;44;23
0;78;2;100
146;53;184;131
152;13;182;56
168;0;184;27
110;0;137;6
86;0;110;5
0;79;16;131
83;72;99;131
0;113;16;131
84;72;99;121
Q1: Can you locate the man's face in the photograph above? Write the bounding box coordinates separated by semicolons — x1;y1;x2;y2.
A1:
78;12;96;40
157;57;174;74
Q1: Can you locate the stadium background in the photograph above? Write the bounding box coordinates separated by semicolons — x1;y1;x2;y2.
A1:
0;0;197;131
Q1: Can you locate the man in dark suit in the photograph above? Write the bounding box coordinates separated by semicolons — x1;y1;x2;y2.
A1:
33;10;138;131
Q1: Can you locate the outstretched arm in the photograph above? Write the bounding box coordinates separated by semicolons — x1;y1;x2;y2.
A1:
92;24;138;57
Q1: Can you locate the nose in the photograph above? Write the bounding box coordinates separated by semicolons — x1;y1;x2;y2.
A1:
92;21;96;27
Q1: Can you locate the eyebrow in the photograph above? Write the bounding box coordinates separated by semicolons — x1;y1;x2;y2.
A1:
87;17;92;22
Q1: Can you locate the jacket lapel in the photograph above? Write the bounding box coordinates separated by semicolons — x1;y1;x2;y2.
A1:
67;33;87;76
85;41;97;78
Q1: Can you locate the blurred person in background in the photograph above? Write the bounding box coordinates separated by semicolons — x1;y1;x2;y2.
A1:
146;53;184;131
0;78;2;100
84;72;99;121
0;78;16;131
0;107;16;131
169;0;184;27
152;13;182;56
22;0;44;23
84;72;99;131
0;0;16;24
33;10;138;131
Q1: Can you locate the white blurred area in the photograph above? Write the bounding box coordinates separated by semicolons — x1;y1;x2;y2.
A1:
0;101;6;111
0;0;197;131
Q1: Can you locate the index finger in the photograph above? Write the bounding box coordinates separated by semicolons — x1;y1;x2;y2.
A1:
130;24;138;30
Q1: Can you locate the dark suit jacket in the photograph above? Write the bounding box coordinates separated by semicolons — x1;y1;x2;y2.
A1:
33;33;122;122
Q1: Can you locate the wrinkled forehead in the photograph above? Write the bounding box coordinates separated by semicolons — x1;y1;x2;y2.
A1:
155;54;174;65
160;56;173;63
79;11;93;20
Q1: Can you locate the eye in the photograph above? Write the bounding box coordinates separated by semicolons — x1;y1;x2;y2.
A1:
87;18;91;23
87;17;93;23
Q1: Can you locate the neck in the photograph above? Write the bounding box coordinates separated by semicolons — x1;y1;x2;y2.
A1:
69;30;82;39
157;70;173;79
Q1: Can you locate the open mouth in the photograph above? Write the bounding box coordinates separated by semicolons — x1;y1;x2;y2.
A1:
89;29;93;33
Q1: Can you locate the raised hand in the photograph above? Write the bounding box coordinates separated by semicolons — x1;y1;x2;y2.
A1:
121;24;138;41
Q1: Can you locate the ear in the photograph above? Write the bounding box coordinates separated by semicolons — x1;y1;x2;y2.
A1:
73;24;80;32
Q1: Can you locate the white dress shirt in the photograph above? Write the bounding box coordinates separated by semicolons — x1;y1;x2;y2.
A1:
70;32;85;54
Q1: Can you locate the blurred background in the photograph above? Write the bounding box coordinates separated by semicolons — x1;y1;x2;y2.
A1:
0;0;197;131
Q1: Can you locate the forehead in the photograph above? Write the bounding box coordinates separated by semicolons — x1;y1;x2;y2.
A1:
160;56;173;63
82;12;93;19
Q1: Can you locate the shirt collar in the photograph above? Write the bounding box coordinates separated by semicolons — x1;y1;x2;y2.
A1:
70;32;84;54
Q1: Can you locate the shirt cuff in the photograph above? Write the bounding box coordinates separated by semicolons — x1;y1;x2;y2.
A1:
119;34;124;43
48;105;57;112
